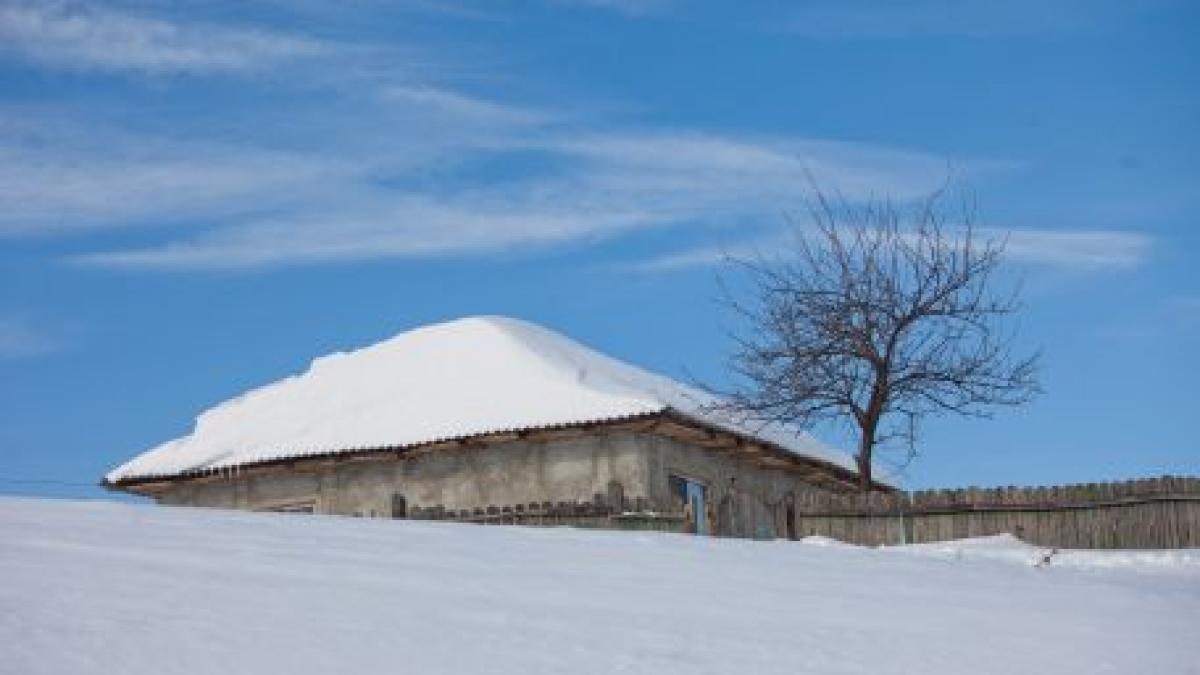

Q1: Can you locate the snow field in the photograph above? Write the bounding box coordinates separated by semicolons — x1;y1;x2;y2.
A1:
1;497;1197;675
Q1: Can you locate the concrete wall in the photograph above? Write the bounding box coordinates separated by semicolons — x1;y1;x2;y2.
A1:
158;431;650;516
154;430;830;539
158;470;321;512
641;434;829;539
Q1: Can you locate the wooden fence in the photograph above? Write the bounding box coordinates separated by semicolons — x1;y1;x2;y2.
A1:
796;475;1200;549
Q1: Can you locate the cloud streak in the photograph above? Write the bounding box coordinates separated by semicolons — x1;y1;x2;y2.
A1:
620;226;1154;274
546;0;675;17
72;195;657;269
0;1;326;73
781;0;1156;39
0;4;1118;275
1001;229;1152;269
59;123;974;270
380;85;552;126
0;318;57;359
0;117;354;235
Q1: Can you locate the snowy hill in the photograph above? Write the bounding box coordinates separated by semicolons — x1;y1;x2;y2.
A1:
107;316;851;484
2;498;1197;675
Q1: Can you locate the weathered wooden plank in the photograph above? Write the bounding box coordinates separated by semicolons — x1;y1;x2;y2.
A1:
793;476;1200;549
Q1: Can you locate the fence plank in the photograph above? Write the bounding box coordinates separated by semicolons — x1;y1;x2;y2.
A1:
792;476;1200;549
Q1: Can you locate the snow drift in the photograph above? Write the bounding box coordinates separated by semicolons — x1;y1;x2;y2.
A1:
1;497;1197;675
106;316;853;483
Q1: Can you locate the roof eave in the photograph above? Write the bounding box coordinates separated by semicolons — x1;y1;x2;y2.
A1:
105;410;886;494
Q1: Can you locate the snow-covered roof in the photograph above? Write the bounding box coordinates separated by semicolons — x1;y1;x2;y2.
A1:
106;316;858;484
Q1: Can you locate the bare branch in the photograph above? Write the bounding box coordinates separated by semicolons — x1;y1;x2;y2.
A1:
717;183;1041;489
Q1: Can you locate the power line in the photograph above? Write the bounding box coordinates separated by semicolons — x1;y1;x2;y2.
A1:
0;477;99;488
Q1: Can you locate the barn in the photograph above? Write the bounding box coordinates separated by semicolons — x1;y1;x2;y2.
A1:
104;316;886;538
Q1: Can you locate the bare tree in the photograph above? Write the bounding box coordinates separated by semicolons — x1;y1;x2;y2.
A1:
721;187;1040;490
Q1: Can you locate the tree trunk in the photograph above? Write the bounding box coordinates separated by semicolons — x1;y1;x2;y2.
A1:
856;440;873;491
856;402;882;491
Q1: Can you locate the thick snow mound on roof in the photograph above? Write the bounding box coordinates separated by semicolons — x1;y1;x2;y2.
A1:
2;498;1197;675
107;316;849;482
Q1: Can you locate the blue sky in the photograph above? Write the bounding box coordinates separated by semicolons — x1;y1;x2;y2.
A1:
1;0;1197;498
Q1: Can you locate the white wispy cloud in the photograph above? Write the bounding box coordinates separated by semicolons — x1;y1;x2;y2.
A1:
0;116;354;234
0;0;326;73
63;124;974;270
0;318;57;358
72;194;658;269
615;241;759;274
0;2;1031;272
381;85;551;126
1164;294;1200;314
1000;229;1152;269
0;0;1021;281
544;133;954;200
516;131;989;221
621;226;1154;274
546;0;675;17
782;0;1152;39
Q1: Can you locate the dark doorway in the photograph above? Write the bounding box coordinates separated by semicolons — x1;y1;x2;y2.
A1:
669;474;707;535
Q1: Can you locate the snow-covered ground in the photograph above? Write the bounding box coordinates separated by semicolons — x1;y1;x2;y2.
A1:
2;497;1197;675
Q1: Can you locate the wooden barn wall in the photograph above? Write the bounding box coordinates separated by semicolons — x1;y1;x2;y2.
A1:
793;476;1200;549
